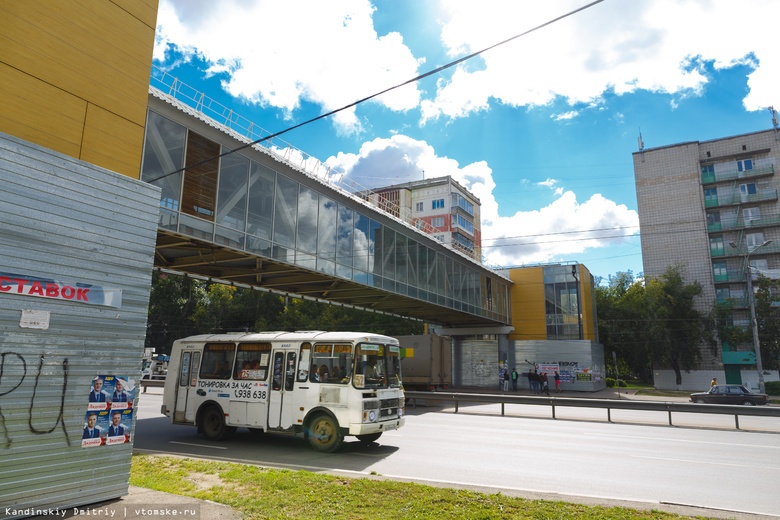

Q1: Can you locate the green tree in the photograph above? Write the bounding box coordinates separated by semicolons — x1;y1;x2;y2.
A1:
754;275;780;371
145;272;207;354
596;271;654;383
645;265;716;387
596;267;716;385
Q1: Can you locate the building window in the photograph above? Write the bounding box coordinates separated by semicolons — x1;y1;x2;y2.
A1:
701;164;715;182
737;159;753;172
746;232;765;249
452;214;474;235
432;199;444;210
451;193;474;216
712;261;728;282
431;217;444;228
739;182;757;202
706;212;721;231
743;207;761;224
715;287;732;304
750;258;768;271
415;202;424;212
452;232;474;251
710;236;725;256
704;187;718;206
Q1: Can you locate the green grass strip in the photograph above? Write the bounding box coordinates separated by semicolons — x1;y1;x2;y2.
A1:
131;455;714;520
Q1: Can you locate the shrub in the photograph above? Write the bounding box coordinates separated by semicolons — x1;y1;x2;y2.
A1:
765;381;780;396
605;378;627;388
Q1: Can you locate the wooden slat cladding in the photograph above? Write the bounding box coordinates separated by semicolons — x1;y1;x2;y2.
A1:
182;131;220;220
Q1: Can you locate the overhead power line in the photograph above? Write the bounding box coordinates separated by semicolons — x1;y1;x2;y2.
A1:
148;0;605;184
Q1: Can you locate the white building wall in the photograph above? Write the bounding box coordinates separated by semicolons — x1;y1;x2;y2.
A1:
653;369;780;392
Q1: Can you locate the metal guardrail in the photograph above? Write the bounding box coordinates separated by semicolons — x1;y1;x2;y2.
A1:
404;391;780;430
139;379;165;393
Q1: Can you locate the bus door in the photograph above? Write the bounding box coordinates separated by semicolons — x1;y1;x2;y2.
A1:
173;349;201;423
267;348;297;429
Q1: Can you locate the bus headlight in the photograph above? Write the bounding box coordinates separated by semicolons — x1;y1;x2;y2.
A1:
368;410;376;422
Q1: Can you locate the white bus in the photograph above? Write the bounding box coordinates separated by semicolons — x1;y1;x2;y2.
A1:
161;331;405;452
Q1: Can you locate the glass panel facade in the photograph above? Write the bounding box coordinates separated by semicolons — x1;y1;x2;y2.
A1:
139;109;512;324
544;265;581;340
353;212;370;273
246;162;275;255
297;186;318;254
317;196;337;275
141;112;186;218
273;174;298;253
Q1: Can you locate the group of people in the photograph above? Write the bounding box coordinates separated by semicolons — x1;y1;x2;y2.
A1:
500;367;519;391
237;359;261;379
499;367;562;394
528;369;562;395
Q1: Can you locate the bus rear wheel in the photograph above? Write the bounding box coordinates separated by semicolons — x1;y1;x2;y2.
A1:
356;432;382;444
307;414;343;453
200;406;235;441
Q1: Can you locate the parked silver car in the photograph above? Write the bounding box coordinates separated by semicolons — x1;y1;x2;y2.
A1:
690;384;768;406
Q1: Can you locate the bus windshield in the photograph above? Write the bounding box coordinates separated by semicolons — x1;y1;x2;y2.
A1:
354;343;402;389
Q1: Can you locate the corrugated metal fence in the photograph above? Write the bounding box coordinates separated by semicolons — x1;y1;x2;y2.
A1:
0;132;160;517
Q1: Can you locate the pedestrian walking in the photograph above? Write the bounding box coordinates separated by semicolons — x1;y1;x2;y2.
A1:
527;369;535;392
503;368;510;391
554;371;561;393
531;370;540;394
511;368;518;391
540;372;550;395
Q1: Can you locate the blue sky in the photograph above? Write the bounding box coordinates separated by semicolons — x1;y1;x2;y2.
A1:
152;0;779;283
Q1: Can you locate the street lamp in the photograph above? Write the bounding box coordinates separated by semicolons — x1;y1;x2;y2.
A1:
571;265;583;340
729;239;772;394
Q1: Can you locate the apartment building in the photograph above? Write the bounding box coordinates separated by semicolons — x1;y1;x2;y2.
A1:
362;176;482;260
633;127;780;390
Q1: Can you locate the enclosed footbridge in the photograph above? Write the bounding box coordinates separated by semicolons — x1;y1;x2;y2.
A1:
141;71;512;329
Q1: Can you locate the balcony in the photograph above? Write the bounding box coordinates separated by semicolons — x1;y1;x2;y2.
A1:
701;164;774;185
707;212;780;232
704;188;778;208
713;271;745;283
721;350;756;365
717;297;748;308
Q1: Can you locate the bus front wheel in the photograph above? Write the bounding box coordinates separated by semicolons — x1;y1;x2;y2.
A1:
200;406;235;441
307;414;343;453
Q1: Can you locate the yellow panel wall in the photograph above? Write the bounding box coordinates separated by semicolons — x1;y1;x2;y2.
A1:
507;267;547;341
576;264;596;341
0;0;158;178
507;265;597;342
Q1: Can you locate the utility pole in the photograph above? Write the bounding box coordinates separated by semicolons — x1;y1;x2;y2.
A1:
730;240;771;393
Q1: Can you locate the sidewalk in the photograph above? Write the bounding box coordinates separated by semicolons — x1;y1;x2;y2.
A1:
59;486;242;520
448;385;692;401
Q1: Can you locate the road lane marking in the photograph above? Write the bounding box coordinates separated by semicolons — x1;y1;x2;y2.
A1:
586;432;780;449
631;454;780;470
169;441;229;450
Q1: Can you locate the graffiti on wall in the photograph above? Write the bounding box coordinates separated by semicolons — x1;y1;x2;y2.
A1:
0;351;70;448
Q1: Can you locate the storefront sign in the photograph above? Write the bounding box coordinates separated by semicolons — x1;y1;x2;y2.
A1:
0;271;122;308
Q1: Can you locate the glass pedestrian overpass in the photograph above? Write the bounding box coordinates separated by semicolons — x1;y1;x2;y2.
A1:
140;73;511;328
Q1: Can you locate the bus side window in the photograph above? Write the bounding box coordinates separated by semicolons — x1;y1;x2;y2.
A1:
297;343;311;382
235;343;271;380
285;352;297;391
200;343;236;380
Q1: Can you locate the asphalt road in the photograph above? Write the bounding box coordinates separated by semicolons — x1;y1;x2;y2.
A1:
134;390;780;519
